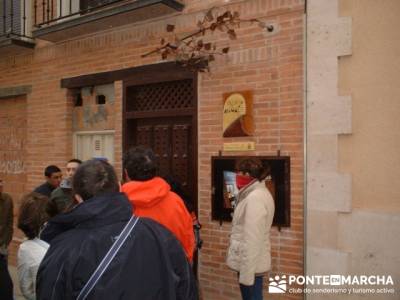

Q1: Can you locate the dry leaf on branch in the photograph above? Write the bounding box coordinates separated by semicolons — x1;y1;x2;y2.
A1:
166;24;175;32
142;8;269;72
227;29;237;40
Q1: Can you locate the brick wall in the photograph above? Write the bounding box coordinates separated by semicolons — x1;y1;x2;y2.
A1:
197;1;304;299
0;0;304;298
0;95;27;264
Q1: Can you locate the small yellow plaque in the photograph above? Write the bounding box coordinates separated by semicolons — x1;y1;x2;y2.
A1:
223;142;255;152
223;91;254;137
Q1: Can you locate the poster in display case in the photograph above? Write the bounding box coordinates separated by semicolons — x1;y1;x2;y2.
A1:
211;156;290;227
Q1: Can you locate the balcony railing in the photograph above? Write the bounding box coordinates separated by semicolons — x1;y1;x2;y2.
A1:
0;0;33;39
32;0;184;42
34;0;120;27
1;0;183;45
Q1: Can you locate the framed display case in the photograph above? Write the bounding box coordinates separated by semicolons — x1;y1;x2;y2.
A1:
211;156;291;227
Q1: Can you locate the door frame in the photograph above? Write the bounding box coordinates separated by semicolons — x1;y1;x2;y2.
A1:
122;63;198;213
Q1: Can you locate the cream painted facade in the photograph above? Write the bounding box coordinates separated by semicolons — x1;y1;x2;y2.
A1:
306;0;400;299
338;0;400;212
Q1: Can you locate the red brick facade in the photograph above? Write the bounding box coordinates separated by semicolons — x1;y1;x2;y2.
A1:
0;0;304;298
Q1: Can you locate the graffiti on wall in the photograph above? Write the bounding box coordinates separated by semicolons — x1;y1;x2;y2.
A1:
0;157;25;174
0;116;26;174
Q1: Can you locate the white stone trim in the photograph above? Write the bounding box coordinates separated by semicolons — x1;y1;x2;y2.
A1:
306;0;353;287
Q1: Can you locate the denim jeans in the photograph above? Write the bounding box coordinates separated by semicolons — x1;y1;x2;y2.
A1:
239;276;264;300
0;254;13;300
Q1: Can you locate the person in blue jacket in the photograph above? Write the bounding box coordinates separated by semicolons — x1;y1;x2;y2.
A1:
37;159;197;300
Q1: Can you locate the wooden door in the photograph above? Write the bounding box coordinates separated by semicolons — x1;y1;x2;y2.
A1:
123;73;197;210
126;117;193;196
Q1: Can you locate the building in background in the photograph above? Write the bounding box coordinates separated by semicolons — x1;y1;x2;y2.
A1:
1;0;399;299
0;0;304;299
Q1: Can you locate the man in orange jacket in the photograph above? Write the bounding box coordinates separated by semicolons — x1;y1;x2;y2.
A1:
122;146;195;262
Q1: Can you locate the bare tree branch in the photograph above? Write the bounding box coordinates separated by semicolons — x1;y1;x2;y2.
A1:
142;8;272;71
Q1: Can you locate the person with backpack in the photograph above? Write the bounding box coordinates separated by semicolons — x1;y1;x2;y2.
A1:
37;159;197;300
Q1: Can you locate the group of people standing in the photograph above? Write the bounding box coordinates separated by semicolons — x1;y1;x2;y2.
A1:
0;146;274;300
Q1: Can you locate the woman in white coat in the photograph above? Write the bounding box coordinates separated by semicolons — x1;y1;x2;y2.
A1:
226;158;275;300
17;193;52;300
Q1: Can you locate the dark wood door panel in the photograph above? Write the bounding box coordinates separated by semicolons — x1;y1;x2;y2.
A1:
123;70;198;274
126;116;193;192
125;79;194;112
153;123;172;177
136;125;153;148
172;124;190;190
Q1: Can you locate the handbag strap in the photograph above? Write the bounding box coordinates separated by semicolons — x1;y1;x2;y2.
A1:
76;215;140;300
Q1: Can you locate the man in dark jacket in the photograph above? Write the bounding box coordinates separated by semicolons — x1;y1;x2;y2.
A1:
34;165;62;197
50;159;82;215
37;159;197;300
